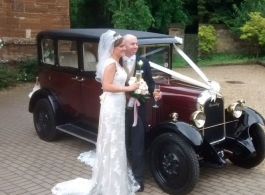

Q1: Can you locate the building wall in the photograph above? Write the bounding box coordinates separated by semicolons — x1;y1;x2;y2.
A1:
0;0;70;62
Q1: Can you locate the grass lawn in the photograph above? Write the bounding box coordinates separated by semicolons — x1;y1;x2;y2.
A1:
173;52;265;68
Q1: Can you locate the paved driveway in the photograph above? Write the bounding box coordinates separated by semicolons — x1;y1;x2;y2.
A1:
0;64;265;195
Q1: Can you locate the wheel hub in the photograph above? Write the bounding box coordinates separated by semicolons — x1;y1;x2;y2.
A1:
162;153;180;175
39;111;49;129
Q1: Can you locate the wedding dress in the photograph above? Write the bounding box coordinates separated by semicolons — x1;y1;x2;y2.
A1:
51;58;140;195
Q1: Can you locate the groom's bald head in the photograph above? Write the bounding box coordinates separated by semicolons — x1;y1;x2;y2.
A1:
123;34;138;57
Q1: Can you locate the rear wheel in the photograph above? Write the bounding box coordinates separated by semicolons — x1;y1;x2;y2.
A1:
150;133;199;195
33;98;58;141
229;124;265;168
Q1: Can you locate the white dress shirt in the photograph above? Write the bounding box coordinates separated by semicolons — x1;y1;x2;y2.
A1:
123;55;136;73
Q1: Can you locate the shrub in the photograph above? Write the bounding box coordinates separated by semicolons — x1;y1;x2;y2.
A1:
0;65;17;90
198;25;217;55
240;12;265;58
16;56;38;82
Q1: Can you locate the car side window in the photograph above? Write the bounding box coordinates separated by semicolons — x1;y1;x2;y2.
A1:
58;40;78;68
83;42;98;71
42;39;55;65
138;45;169;68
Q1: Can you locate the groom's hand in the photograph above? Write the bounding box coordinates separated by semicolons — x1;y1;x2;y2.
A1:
153;92;162;100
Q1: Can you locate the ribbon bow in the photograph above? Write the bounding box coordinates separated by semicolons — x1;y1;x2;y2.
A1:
208;81;221;102
132;99;141;127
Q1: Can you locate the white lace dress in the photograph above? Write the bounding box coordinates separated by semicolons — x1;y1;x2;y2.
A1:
51;58;140;195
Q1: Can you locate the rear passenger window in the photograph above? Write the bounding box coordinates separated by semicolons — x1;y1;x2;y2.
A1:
58;40;78;68
83;42;97;71
42;39;55;65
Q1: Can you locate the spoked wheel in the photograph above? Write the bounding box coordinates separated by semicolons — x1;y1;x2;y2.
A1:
229;123;265;168
150;133;199;195
33;98;58;141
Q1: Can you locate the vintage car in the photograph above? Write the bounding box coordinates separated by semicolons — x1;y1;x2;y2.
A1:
29;29;265;195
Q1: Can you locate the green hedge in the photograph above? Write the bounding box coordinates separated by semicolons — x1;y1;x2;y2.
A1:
0;56;38;90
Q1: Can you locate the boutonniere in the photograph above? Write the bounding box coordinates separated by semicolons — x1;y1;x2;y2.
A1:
137;60;144;73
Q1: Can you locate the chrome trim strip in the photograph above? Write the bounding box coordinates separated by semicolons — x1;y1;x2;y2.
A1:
203;120;239;129
210;136;226;145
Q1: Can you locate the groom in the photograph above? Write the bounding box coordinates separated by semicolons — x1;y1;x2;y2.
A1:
123;34;160;192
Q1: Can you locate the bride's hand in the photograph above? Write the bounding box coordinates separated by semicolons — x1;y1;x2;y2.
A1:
128;83;140;91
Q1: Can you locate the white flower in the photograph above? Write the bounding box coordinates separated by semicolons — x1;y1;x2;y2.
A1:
128;77;137;86
137;60;143;69
135;89;141;94
0;39;3;49
137;60;143;66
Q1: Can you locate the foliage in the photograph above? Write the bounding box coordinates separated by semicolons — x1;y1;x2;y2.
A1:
240;12;265;58
0;65;17;90
108;0;153;31
198;25;217;55
69;0;193;33
16;57;38;82
229;0;265;35
198;0;242;24
146;0;191;33
70;0;111;28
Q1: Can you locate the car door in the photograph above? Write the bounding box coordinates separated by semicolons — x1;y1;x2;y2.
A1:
79;42;102;124
49;40;83;116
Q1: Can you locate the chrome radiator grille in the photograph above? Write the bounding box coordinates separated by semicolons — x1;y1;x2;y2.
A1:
203;98;225;144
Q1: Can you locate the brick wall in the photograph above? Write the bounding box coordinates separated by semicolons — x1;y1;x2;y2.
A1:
0;0;70;62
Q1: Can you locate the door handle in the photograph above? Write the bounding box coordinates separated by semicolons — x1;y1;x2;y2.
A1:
77;78;84;82
71;76;78;80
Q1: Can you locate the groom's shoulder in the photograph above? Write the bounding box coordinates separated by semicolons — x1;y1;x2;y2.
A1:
136;55;149;63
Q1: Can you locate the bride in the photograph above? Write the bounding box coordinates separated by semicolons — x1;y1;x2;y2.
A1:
51;30;140;195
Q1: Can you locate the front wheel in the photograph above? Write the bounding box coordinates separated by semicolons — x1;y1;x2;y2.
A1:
150;133;199;195
229;124;265;169
33;98;58;141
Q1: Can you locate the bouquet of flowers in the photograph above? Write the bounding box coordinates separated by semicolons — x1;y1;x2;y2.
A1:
127;77;150;109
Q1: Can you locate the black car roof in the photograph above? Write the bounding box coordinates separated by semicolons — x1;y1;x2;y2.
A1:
37;28;181;45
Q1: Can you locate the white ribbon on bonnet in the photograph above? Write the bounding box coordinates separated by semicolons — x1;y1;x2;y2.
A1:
148;41;221;102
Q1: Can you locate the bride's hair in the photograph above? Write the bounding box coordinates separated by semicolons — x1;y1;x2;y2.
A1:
114;38;124;47
95;30;123;83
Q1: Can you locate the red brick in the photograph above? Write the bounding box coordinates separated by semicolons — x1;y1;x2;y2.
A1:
24;4;49;13
0;0;69;61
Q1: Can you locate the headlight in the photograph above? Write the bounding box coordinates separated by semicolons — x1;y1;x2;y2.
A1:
191;111;206;128
227;101;244;118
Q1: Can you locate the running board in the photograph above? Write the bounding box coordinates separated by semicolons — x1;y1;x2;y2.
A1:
57;123;97;144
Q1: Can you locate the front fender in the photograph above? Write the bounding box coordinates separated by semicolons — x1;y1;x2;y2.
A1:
146;121;203;150
28;88;59;113
226;107;265;139
243;107;265;126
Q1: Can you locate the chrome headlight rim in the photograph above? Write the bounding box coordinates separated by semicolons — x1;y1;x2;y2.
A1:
227;100;244;118
191;111;206;129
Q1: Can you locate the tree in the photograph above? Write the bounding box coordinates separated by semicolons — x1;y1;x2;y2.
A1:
230;0;265;35
240;12;265;58
107;0;153;31
198;0;242;24
70;0;112;28
69;0;193;33
146;0;192;33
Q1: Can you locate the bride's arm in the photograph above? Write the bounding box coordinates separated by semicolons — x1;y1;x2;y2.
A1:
102;63;139;92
